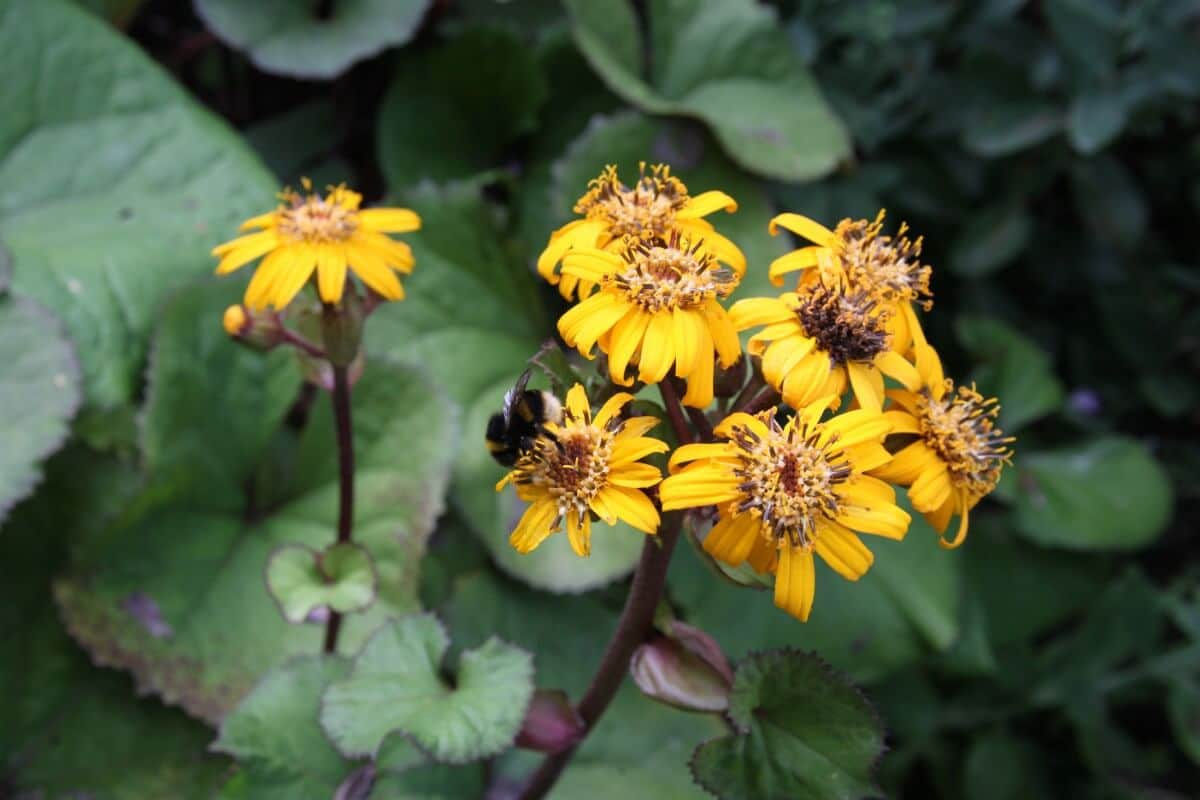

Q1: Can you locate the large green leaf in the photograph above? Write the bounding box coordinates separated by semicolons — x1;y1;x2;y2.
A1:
194;0;431;79
1011;437;1172;550
0;0;277;413
369;181;649;592
956;315;1064;432
320;613;534;762
265;542;377;623
0;294;80;524
377;26;548;188
213;656;355;799
1;447;230;798
691;650;885;800
564;0;850;181
54;282;457;723
670;503;961;684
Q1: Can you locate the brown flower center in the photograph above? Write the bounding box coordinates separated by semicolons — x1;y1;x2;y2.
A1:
513;413;615;523
729;415;851;550
793;283;890;365
608;234;736;313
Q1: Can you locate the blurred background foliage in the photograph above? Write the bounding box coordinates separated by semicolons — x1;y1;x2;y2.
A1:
1;0;1198;797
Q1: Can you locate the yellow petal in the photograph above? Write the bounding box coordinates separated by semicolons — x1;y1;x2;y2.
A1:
728;297;794;331
762;336;815;388
876;350;922;392
316;244;348;304
637;311;675;384
847;361;885;413
608;462;663;488
909;464;954;512
678;190;738;219
815;523;874;580
610;436;670;465
562;248;625;281
565;383;590;420
597;486;660;533
347;242;404;300
567;512;591;557
767;246;822;286
680;319;715;408
509;499;559;554
836;504;911;540
357;207;421;233
673;307;699;378
781;353;832;409
214;231;278;274
774;546;816;622
769;213;837;247
608;308;650;386
668;442;736;471
702;513;757;566
593;391;635;427
705;302;741;368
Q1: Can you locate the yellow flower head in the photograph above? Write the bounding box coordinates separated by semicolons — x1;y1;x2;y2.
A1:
729;279;921;413
873;345;1014;549
660;402;910;621
768;210;932;352
537;163;745;300
498;384;668;557
557;232;742;408
212;180;421;310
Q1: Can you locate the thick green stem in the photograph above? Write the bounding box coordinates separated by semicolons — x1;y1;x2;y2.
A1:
322;365;355;654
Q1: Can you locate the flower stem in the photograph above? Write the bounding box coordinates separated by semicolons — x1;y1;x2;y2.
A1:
322;364;355;654
657;378;694;445
517;513;684;800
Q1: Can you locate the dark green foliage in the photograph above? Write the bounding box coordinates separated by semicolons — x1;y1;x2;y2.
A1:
1;0;1196;797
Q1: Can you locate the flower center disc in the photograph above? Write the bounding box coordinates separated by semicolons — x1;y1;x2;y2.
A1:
918;386;1011;497
576;165;689;238
793;285;890;365
519;424;612;521
611;238;733;313
731;420;850;550
279;197;357;244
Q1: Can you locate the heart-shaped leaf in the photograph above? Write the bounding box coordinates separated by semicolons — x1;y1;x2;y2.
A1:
0;294;80;525
691;650;885;800
1010;436;1172;550
320;613;534;762
564;0;850;181
54;281;457;723
213;655;355;799
194;0;431;79
0;0;277;414
266;542;377;624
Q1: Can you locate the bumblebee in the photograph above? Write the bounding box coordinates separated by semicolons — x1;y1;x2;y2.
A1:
485;370;563;466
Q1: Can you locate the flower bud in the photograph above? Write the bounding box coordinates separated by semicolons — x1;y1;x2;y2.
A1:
320;289;365;367
515;690;584;754
222;304;283;351
630;622;733;713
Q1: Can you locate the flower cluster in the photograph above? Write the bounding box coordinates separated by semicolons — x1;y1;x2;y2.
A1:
493;163;1012;622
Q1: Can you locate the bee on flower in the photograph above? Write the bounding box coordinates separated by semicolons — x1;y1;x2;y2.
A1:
872;345;1014;548
496;384;668;557
660;401;910;622
557;231;742;408
212;179;421;310
538;163;745;300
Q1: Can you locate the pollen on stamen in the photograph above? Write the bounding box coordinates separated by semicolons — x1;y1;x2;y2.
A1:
608;232;736;314
834;211;933;310
575;163;690;238
729;415;852;552
513;424;613;524
918;384;1014;499
276;184;360;244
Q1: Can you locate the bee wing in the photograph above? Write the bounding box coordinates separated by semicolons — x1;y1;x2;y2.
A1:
503;369;534;424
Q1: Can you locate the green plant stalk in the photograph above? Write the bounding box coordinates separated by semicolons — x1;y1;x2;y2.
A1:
322;364;355;654
515;381;696;799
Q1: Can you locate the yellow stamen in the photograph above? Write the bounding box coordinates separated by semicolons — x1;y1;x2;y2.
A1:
833;211;932;310
917;383;1013;500
610;232;735;313
575;163;690;238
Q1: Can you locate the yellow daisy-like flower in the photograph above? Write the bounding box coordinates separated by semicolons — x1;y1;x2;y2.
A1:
767;210;932;353
729;279;921;413
498;384;668;557
212;181;421;310
557;232;742;408
872;344;1013;549
538;163;744;300
660;402;910;621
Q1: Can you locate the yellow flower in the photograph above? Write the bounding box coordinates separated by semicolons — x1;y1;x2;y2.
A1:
660;402;910;622
729;279;921;413
212;181;421;310
497;384;668;556
872;344;1013;549
557;232;742;408
538;163;744;300
767;210;932;353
